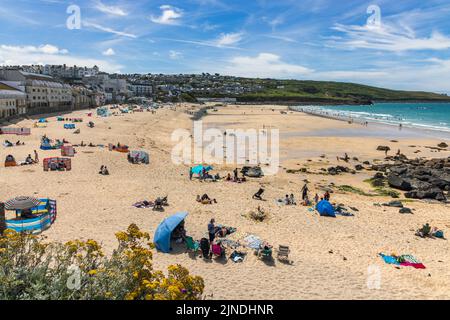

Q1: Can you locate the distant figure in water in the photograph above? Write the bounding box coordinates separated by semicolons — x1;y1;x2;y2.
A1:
399;123;403;130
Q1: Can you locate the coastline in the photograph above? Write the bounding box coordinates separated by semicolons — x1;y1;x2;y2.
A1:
2;103;450;299
289;105;450;140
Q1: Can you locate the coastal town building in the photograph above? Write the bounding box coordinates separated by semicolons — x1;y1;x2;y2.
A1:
0;82;27;119
130;81;153;97
0;69;73;115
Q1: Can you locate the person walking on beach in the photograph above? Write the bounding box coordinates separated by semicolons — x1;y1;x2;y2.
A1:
324;191;330;201
301;183;309;201
233;168;238;181
208;219;216;242
189;167;193;180
34;150;39;163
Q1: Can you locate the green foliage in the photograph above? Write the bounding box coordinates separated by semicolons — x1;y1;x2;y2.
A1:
0;224;204;300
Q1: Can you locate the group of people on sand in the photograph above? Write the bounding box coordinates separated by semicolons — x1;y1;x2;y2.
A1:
300;183;331;206
225;168;247;183
4;140;25;147
171;220;187;243
99;165;110;175
196;193;217;204
23;151;39;165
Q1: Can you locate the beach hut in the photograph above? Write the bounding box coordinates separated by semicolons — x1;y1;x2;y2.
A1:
154;212;188;253
128;150;150;164
316;200;336;217
61;145;75;157
3;197;57;234
43;157;71;171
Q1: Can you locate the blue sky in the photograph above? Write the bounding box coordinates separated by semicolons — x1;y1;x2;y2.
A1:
1;0;450;93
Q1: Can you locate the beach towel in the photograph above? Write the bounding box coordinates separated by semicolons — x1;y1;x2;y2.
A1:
379;253;426;269
379;253;400;265
133;201;154;208
244;235;262;249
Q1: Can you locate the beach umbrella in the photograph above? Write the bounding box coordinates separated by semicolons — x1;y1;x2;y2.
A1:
4;196;41;211
154;212;188;253
191;165;213;175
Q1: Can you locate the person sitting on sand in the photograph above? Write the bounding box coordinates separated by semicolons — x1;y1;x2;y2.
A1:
25;154;34;165
302;194;311;206
289;194;297;205
226;173;232;181
199;193;217;204
284;195;291;205
324;191;330;201
314;193;319;204
216;226;228;238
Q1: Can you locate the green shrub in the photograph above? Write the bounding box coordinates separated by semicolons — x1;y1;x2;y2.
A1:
0;224;204;300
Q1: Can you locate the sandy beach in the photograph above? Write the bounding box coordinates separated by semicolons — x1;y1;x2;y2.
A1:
1;104;450;300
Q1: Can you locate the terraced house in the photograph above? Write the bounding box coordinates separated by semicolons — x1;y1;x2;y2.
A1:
0;82;26;120
0;69;72;115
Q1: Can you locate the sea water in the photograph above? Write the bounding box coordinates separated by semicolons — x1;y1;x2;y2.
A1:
294;103;450;133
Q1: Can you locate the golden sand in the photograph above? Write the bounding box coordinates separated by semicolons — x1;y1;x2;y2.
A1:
1;104;450;299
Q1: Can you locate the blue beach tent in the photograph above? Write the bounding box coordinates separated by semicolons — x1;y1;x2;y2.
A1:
316;200;336;217
153;212;188;253
38;118;47;123
191;165;213;175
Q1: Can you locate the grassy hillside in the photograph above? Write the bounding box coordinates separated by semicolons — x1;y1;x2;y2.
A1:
198;78;450;105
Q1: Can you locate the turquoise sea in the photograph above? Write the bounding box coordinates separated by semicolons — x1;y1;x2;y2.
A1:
294;103;450;133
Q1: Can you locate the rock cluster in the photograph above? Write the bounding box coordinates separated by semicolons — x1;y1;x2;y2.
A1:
372;155;450;201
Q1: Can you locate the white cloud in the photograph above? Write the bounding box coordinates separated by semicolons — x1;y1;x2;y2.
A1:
150;5;183;25
331;22;450;52
94;0;127;16
83;21;137;38
0;44;122;73
0;44;68;55
102;48;116;56
214;32;243;47
169;50;183;59
223;53;313;78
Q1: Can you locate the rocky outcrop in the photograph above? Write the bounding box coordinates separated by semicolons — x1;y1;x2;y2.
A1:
372;155;450;201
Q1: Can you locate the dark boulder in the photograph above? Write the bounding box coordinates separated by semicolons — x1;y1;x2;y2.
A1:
388;174;413;191
405;188;446;201
373;172;384;179
355;164;364;171
383;200;404;208
399;207;413;214
377;146;391;152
